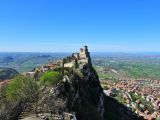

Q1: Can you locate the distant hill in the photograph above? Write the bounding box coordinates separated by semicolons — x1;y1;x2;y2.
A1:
0;53;69;73
1;52;160;80
2;56;14;64
0;67;18;80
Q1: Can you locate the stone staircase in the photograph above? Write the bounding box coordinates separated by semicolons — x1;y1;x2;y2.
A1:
18;104;35;119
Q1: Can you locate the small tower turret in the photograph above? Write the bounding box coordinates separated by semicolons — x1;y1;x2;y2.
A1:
84;46;88;52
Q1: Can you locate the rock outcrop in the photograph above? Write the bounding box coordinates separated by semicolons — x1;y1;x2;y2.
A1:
36;46;143;120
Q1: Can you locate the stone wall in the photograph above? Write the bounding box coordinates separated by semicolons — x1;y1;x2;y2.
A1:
64;62;74;68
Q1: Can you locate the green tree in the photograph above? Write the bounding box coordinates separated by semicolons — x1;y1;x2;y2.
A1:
40;71;62;86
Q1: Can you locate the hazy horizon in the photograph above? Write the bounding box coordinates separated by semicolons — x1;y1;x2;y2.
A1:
1;51;160;55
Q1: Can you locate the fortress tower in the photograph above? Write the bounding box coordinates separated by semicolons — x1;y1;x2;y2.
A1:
79;46;90;59
79;46;91;64
64;46;91;68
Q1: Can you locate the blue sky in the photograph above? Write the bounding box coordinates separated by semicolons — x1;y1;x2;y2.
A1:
0;0;160;52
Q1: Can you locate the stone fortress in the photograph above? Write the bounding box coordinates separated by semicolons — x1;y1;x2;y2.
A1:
63;45;91;68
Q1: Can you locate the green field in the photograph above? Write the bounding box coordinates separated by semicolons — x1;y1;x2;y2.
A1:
92;53;160;80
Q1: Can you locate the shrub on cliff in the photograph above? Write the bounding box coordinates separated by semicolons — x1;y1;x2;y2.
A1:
40;71;62;86
6;75;38;102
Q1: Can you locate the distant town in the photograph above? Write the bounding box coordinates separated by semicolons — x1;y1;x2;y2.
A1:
101;78;160;119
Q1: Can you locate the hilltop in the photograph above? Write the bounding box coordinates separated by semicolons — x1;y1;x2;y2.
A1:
0;52;69;73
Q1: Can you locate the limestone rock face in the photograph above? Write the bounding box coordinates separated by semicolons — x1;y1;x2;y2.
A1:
62;64;103;120
51;63;142;120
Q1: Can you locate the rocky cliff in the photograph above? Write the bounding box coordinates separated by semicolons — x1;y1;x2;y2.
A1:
42;63;142;120
35;46;142;120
